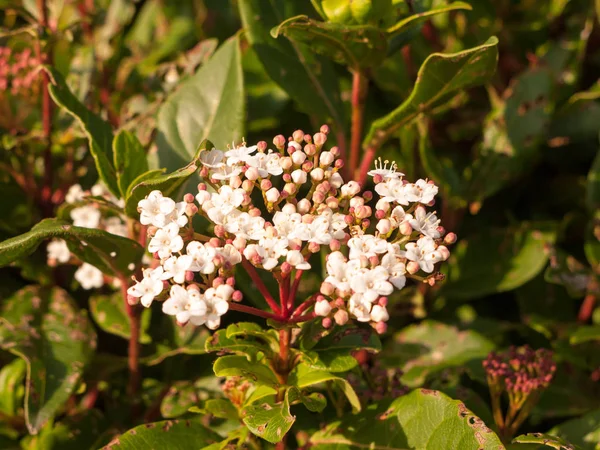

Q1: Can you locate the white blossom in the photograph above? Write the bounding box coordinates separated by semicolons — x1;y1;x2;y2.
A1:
148;223;184;258
105;217;128;237
186;241;216;274
408;206;441;238
75;263;104;290
225;145;257;165
47;239;70;263
71;206;101;228
286;250;311;270
128;267;164;307
162;285;193;324
314;300;332;317
405;236;443;273
200;149;225;168
138;190;177;228
201;285;232;329
162;255;193;284
367;158;404;179
65;184;85;203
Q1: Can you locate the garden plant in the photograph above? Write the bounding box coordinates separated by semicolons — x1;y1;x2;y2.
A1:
0;0;599;449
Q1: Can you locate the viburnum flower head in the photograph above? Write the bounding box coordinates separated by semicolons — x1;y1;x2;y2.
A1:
133;126;454;333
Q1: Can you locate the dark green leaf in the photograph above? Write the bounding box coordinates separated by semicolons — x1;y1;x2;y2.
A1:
213;355;280;388
548;409;600;450
442;222;556;300
101;419;222;449
382;321;494;387
238;0;345;130
0;218;144;276
363;37;499;151
89;293;151;344
205;326;275;358
570;326;600;344
0;358;26;416
271;15;388;69
299;391;327;413
513;433;576;449
113;130;149;199
124;140;212;217
241;387;296;444
156;36;244;168
46;67;119;197
0;286;97;433
386;2;472;37
310;389;503;449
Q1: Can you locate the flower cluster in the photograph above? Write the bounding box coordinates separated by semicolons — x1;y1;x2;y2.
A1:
0;47;40;95
484;345;556;408
129;127;454;332
46;183;128;290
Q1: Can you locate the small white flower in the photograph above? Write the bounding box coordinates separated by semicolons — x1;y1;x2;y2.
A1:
186;241;216;274
148;223;183;258
162;285;192;324
368;158;404;179
381;253;406;289
224;212;266;240
162;255;193;283
375;179;408;206
408;206;440;238
65;184;86;203
404;236;442;273
71;206;101;228
138;190;177;228
91;183;109;197
225;145;257;166
47;239;70;263
291;169;307;184
128;268;164;307
201;285;232;329
105;217;128;237
187;290;209;326
211;186;245;215
347;235;388;260
211;164;243;180
218;244;242;266
314;300;332;317
286;250;311;270
350;266;393;302
404;179;438;204
200;149;225;168
75;263;104;290
348;294;372;322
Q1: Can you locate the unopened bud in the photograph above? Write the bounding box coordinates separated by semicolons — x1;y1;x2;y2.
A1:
273;134;286;149
334;159;344;169
291;150;307;165
257;140;268;152
248;207;261;217
375;322;388;334
329;239;341;251
375;209;386;220
127;294;139;305
320;124;330;135
368;255;380;266
229;176;242;189
280;156;293;170
199;166;209;178
281;262;293;275
406;261;420;274
283;183;297;196
363;191;373;201
341;181;361;197
293;129;305;142
214;224;226;237
260;179;272;191
378;297;388;307
315;300;332;317
326;196;339;209
312;190;326;204
291;169;307;184
242;180;254;193
232;290;243;302
311;168;325;181
373;174;383;184
265;188;280;203
437;245;450;261
319;151;334;166
308;242;321;253
297;199;311;213
444;232;457;245
195;190;211;205
334;309;349;326
232;236;246;250
304;143;317;156
183;193;195;203
245;166;259;181
376;218;391;235
313;132;327;147
282;203;297;214
320;281;335;296
354;205;372;219
185;271;195;282
349;197;365;208
399;221;413;236
334;298;345;308
283;173;292;182
322;317;333;329
185;203;198;216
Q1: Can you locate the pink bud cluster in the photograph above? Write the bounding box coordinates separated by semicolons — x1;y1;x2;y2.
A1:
483;345;556;405
0;47;40;95
132;126;454;332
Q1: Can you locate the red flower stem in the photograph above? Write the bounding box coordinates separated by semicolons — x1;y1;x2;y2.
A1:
358;146;377;186
228;302;282;321
277;274;289;318
288;269;304;309
349;70;368;178
291;294;318;317
242;259;281;315
287;312;316;323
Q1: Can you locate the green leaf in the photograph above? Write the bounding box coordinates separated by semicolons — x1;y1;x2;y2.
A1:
241;387;296;444
587;147;600;212
0;218;144;276
205;326;276;358
271;15;388;69
548;409;600;450
363;37;499;151
310;389;503;449
300;391;327;413
101;419;222;449
189;398;239;420
160;377;225;419
544;250;591;298
382;320;495;387
386;2;472;36
124;140;212;217
0;286;97;434
585;219;600;269
442;222;557;300
0;358;26;416
89;292;151;344
513;433;576;449
46;67;119;198
156;35;244;168
113;130;149;199
304;350;358;373
213;355;280;388
238;0;345;130
288;362;361;413
570;326;600;344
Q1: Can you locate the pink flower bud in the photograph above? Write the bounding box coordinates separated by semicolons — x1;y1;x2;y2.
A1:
288;141;302;153
257;140;268;152
280;156;293;170
248;207;261;217
334;298;345;308
291;151;307;165
344;214;354;225
283;183;297;196
436;225;445;236
315;300;332;317
313;132;327;147
375;322;388;335
184;193;195;203
291;169;307;184
399;221;413;236
326;197;339;209
127;294;139;305
242;180;254;192
282;173;292;183
153;251;160;259
185;204;198;216
444;232;457;244
288;238;302;250
334;159;344;169
354;205;372;219
334;309;349;326
406;261;420;274
229;176;242;189
209;237;222;247
308;242;321;253
245;166;259;181
304;143;317;156
293;129;305;142
232;236;246;250
379;297;388;307
273;134;286;149
260;179;272;191
281;262;292;274
437;245;450;260
341;181;361;197
312;190;326;204
185;271;195;282
363;191;373;201
304;134;313;143
265;188;280;203
213;277;225;287
320;124;330;135
329;239;341;251
320;281;335;296
302;161;314;172
199;166;209;178
214;225;226;237
322;317;333;329
375;209;386;220
349;197;365;208
232;290;243;302
373;174;383;184
368;255;380;267
376;199;390;212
